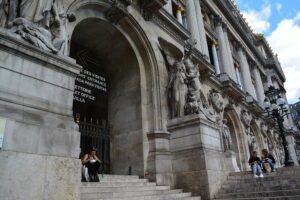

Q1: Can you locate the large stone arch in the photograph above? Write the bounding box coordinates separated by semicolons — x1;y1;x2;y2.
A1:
223;107;248;171
65;0;167;175
250;122;265;156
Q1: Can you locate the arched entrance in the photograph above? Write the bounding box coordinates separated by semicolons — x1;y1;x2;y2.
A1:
223;108;248;170
250;123;264;156
68;14;151;175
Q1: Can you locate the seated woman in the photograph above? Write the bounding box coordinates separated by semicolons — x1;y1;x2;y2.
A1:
248;151;264;178
82;148;102;182
262;149;276;172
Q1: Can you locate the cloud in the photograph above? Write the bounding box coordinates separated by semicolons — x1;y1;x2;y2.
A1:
241;3;272;33
276;3;282;13
267;12;300;103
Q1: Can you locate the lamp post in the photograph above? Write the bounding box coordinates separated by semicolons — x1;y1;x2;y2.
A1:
263;86;294;167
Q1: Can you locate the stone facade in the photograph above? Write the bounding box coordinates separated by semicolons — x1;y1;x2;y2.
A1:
0;0;298;200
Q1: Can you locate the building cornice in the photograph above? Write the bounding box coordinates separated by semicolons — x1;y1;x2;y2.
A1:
152;8;190;44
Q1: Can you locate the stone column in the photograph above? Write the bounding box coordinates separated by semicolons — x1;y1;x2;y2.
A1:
176;6;184;24
252;65;265;104
185;0;202;51
164;0;173;14
234;66;243;89
215;17;236;81
194;0;210;61
236;44;256;97
223;25;237;82
211;41;221;74
267;73;273;87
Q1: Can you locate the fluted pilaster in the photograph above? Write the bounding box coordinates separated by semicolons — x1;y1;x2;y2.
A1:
194;0;210;60
236;43;256;97
215;16;236;81
185;0;202;51
252;65;265;104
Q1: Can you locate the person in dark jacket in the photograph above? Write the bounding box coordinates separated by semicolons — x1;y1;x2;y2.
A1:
262;149;276;172
82;147;101;182
248;151;264;178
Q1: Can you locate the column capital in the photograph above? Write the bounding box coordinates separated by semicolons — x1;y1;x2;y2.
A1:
248;59;257;68
212;39;218;47
176;6;184;13
213;14;223;27
233;40;245;53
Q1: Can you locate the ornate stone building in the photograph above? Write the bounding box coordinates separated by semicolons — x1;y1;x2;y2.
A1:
0;0;298;200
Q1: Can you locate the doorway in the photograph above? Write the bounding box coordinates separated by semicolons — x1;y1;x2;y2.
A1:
70;18;143;175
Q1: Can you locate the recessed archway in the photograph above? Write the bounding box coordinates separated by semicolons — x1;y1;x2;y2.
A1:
223;108;248;170
70;17;144;175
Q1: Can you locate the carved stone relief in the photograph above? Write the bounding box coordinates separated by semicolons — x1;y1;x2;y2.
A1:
159;38;219;122
208;89;224;113
0;0;75;54
241;110;252;128
105;0;131;24
221;119;232;151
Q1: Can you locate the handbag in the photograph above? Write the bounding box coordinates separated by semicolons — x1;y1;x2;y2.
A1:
263;162;272;173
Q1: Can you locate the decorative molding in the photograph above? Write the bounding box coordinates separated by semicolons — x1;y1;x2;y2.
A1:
208;89;224;113
141;0;168;20
152;8;190;44
105;0;132;24
219;73;245;102
241;109;252;128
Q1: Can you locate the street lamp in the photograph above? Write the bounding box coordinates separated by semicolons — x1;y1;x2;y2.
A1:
263;86;294;166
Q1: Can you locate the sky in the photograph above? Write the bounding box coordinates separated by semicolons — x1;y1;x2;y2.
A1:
234;0;300;104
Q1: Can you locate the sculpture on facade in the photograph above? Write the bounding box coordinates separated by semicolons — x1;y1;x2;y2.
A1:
160;38;219;121
208;89;224;113
221;119;232;151
184;57;201;115
246;128;256;153
241;110;252;127
260;122;269;149
167;60;187;118
0;0;71;54
159;38;187;118
183;59;219;122
0;0;8;27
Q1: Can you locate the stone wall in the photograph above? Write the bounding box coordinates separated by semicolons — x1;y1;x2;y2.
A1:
0;29;81;200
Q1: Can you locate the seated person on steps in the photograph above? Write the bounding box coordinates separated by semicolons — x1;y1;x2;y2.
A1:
248;151;264;178
82;147;102;182
262;149;276;172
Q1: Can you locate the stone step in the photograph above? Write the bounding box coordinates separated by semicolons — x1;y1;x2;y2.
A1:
80;175;201;200
99;175;140;179
215;189;300;199
222;179;300;189
81;185;171;193
81;192;197;200
214;195;300;200
225;177;300;184
81;189;182;198
227;172;300;180
228;167;300;176
220;183;300;193
98;179;148;183
81;181;156;188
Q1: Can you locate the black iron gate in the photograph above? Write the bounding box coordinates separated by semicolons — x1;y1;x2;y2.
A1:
78;118;110;173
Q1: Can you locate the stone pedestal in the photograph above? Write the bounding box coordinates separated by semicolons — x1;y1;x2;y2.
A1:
168;115;234;200
0;29;81;200
224;150;240;172
147;131;174;187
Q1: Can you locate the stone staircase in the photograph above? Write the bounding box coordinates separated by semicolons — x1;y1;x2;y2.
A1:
214;166;300;200
81;175;201;200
